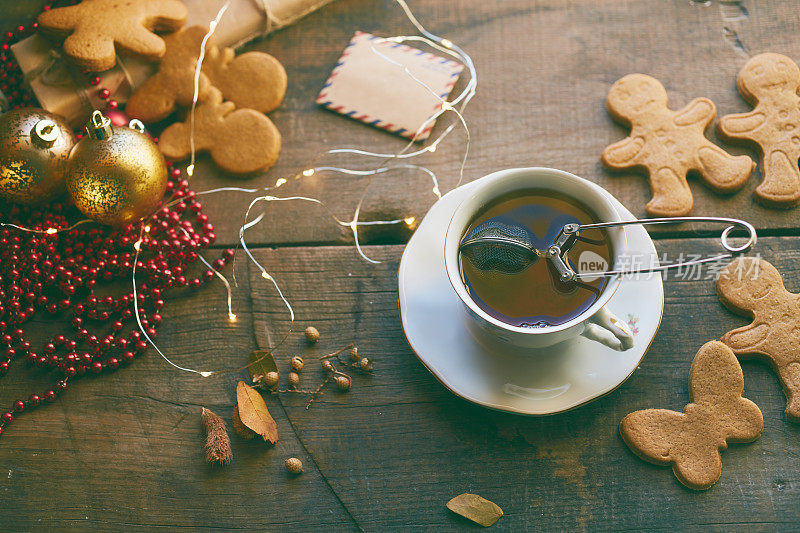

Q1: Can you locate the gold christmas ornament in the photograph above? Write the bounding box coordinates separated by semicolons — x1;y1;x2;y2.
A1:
0;108;76;204
66;111;168;226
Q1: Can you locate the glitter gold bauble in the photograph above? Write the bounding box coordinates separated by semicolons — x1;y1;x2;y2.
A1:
66;111;168;226
0;108;76;204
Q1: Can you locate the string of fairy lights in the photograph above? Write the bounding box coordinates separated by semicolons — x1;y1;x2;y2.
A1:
4;0;478;378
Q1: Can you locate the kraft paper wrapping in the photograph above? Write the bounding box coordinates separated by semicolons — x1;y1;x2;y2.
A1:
11;0;334;127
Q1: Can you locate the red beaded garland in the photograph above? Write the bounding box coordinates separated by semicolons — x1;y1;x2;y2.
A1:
0;172;233;438
0;10;239;440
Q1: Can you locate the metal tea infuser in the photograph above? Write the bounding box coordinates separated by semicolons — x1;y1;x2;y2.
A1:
459;216;757;281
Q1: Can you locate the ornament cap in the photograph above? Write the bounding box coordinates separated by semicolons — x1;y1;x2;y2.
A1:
86;110;113;140
128;119;146;134
31;119;59;147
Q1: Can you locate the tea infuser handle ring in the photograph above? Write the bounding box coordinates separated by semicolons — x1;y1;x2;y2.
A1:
576;216;757;254
720;220;756;254
564;216;758;280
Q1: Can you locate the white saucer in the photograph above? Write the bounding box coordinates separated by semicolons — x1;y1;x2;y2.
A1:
398;176;664;415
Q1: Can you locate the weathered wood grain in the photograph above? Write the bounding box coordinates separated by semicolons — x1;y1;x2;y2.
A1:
180;0;800;246
243;239;800;531
4;0;800;530
0;259;356;529
9;0;800;246
3;237;800;530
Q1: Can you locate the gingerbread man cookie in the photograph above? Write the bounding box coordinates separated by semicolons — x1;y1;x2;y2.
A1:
203;46;286;116
126;26;214;124
719;53;800;207
38;0;187;72
620;341;763;490
716;256;800;420
127;26;286;124
158;88;281;175
602;74;754;217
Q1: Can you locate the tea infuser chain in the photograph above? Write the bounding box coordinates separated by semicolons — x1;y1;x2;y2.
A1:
549;216;758;282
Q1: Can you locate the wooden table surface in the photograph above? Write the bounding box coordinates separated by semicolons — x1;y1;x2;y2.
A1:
3;0;800;530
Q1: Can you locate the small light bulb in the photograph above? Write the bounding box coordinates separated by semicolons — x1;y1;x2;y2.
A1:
441;102;452;111
427;144;437;153
186;164;194;177
441;38;453;49
432;185;441;198
143;225;151;233
228;312;237;322
199;371;213;378
404;216;416;227
45;228;58;234
302;168;315;177
261;271;271;280
134;240;142;251
275;178;287;187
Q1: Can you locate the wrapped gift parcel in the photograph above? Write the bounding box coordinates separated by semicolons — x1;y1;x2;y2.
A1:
189;0;337;49
11;35;148;128
12;0;335;127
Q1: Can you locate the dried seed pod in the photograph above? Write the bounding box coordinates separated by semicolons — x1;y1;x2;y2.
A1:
349;346;360;362
335;375;351;391
359;357;373;371
232;405;256;440
263;371;279;389
201;407;232;465
321;360;334;372
288;371;300;388
285;457;304;474
304;326;319;343
290;356;304;372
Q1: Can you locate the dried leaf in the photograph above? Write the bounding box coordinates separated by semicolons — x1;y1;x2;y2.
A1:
248;350;278;384
231;405;256;440
446;493;503;527
201;407;232;465
236;381;278;444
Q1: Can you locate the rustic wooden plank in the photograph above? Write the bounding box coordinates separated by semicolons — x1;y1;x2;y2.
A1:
3;0;800;530
0;259;356;530
8;0;799;247
244;238;800;530
0;0;48;32
3;237;800;529
180;0;800;246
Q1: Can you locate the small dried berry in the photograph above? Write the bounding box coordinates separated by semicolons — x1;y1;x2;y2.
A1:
304;326;320;343
285;457;303;474
349;346;360;362
290;356;304;372
264;371;279;389
359;357;373;371
335;375;351;391
321;360;334;372
288;372;300;388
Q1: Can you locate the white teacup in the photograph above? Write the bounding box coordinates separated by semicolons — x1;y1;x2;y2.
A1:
444;167;634;352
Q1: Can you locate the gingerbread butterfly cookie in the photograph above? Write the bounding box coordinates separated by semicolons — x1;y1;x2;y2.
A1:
158;88;281;175
620;341;763;490
37;0;187;72
719;53;800;207
602;74;754;217
716;256;800;420
127;25;286;124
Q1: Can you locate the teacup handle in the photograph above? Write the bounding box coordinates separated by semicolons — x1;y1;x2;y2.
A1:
581;307;634;351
